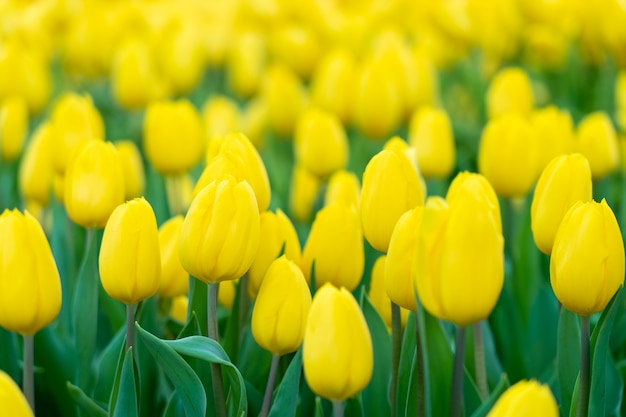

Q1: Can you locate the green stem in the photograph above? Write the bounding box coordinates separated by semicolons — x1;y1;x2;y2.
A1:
473;322;488;400
333;400;344;417
260;354;280;417
207;283;227;417
126;304;137;353
23;334;34;413
450;326;466;417
391;303;402;417
577;316;590;417
415;313;426;417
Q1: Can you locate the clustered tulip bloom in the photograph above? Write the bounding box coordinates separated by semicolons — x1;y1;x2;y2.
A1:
408;106;456;179
115;140;145;200
18;122;54;206
486;66;534;120
324;170;361;209
575;111;619;180
0;95;28;162
487;380;558;416
157;215;189;299
0;370;34;417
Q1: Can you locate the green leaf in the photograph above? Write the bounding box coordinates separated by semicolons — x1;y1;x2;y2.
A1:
107;331;127;416
314;397;325;417
423;311;453;417
557;307;580;416
268;349;303;417
94;327;125;405
188;278;208;336
604;354;624;416
396;313;417;417
525;286;558;378
222;278;245;364
177;312;202;339
163;391;185;417
136;324;206;417
112;348;138;417
469;375;509;417
66;382;108;417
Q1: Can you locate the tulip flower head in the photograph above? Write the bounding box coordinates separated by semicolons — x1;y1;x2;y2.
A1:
0;370;34;417
486;67;534;120
115;140;145;200
0;95;28;162
325;170;361;209
576;111;619;180
408;106;456;179
18;122;54;206
310;48;356;123
530;106;575;174
369;255;409;329
487;379;558;417
157;215;189;299
289;164;322;223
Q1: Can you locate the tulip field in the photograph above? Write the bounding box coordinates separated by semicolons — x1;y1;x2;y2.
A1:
4;1;626;417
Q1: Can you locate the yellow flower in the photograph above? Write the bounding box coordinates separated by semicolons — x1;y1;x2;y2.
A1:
487;379;558;417
157;215;189;299
262;63;307;137
158;24;206;95
303;283;373;401
310;48;356;123
294;108;349;178
64;141;125;228
218;280;236;308
0;370;34;417
301;203;364;291
241;97;268;149
411;47;439;110
369;255;409;329
18;122;54;206
486;67;534;120
143;99;203;175
446;171;502;235
201;95;241;144
530;106;575;174
325;170;360;209
248;209;302;298
531;154;592;255
179;177;260;283
227;29;266;99
408;106;456;179
170;295;188;323
550;199;625;316
99;198;161;304
289;164;322;223
0;209;61;334
576;111;619;180
252;256;312;355
0;95;28;162
115;140;145;200
270;23;322;79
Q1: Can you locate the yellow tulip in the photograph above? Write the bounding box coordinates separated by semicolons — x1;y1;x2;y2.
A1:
310;48;356;123
550;199;625;316
408;106;456;179
446;171;502;235
301;203;364;291
201;96;241;145
179;177;260;283
289;164;322;223
530;106;575;174
241;97;268;149
227;29;266;99
143;99;203;175
478;113;538;198
248;209;302;298
158;24;206;95
18;122;54;206
218;280;236;309
411;47;440;110
576;111;619;180
0;209;61;335
157;215;189;299
369;255;409;329
361;146;425;253
170;295;188;323
294;108;349;178
0;370;34;417
252;256;312;355
262;63;307;137
115;140;145;200
303;283;373;401
0;95;28;162
270;23;322;79
325;170;360;209
64;141;125;229
531;154;592;255
486;67;534;120
487;379;558;417
99;198;161;304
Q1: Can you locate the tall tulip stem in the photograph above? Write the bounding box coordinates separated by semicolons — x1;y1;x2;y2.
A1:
391;302;403;417
332;400;344;417
450;326;466;417
415;314;426;417
473;322;488;400
577;316;590;417
260;354;280;417
23;334;34;413
207;283;227;417
126;303;137;353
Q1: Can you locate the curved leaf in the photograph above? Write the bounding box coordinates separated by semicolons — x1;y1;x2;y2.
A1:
112;348;138;417
66;382;107;417
268;349;302;417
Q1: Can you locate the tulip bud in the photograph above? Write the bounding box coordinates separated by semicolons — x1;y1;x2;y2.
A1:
294;108;349;178
248;209;302;298
218;280;236;308
158;24;206;95
0;95;28;161
18;122;54;206
99;198;161;304
262;64;307;137
369;255;409;329
325;170;360;209
0;370;34;417
157;215;188;299
310;48;356;123
227;29;266;98
301;203;364;291
179;177;260;283
0;209;61;334
143;99;203;175
531;154;592;255
270;23;322;79
303;283;373;401
486;67;534;120
170;295;188;323
411;47;439;110
550;199;625;316
576;111;619;180
487;379;558;417
115;140;145;200
408;107;456;179
531;106;575;174
361;146;425;253
446;171;502;235
478;113;538;198
241;97;268;149
289;164;322;223
64;141;125;228
252;256;312;355
201;96;241;145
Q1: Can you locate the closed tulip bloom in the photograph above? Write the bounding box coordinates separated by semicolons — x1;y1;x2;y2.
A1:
170;295;188;323
18;122;54;206
158;24;205;95
361;147;425;253
115;140;145;200
248;209;302;298
486;67;534;120
369;255;409;329
201;96;241;144
242;97;268;148
294;108;349;178
270;23;322;79
0;370;34;417
310;48;356;122
64;141;125;228
531;106;575;173
408;106;456;179
531;154;592;255
487;380;558;417
446;171;502;235
303;283;373;401
415;195;504;326
252;256;312;355
550;199;625;316
99;198;161;304
143;99;203;175
301;203;364;291
227;29;266;98
478;113;538;198
0;209;61;334
262;64;307;137
289;164;322;223
0;95;28;161
179;177;260;283
218;280;236;308
157;215;188;298
576;111;619;180
325;170;360;209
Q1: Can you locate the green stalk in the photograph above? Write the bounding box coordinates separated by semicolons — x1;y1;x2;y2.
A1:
450;326;466;417
576;316;590;417
391;302;403;417
23;334;35;413
333;400;344;417
207;283;227;417
473;322;488;400
260;354;281;417
126;303;137;353
415;313;426;417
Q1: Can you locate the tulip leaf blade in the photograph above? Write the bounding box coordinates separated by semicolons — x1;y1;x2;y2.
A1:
112;348;138;417
422;311;453;417
557;306;580;416
468;374;509;417
267;348;302;417
104;328;127;415
136;324;206;417
397;312;417;417
177;311;202;339
66;381;108;417
163;391;185;417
